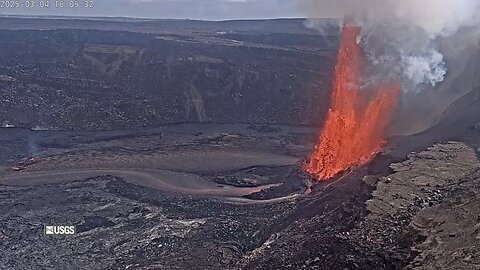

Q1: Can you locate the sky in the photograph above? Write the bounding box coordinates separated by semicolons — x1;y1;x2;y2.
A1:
0;0;303;20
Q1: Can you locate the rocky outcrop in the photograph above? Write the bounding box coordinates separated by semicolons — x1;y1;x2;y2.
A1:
352;142;480;269
235;142;480;270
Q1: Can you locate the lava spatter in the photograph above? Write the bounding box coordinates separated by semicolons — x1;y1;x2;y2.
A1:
304;24;400;180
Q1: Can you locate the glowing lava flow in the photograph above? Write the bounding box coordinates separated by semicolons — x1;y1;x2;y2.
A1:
303;24;400;180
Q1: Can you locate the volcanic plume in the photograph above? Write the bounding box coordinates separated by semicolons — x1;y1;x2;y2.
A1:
298;1;480;135
303;24;400;180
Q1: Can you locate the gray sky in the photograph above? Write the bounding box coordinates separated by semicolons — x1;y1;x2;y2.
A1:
0;0;303;20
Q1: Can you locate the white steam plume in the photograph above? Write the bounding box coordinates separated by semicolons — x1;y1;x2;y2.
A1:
402;49;446;87
298;0;480;89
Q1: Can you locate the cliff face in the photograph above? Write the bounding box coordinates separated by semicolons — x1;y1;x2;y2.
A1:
390;45;480;136
0;19;338;130
396;84;480;153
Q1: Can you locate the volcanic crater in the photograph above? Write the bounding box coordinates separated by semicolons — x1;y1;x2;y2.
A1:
1;17;480;270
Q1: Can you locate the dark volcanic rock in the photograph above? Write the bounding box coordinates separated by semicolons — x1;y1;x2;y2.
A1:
76;216;116;233
206;166;291;188
0;19;338;131
0;175;295;270
244;161;313;200
236;168;376;270
234;142;480;270
246;124;283;133
3;16;480;270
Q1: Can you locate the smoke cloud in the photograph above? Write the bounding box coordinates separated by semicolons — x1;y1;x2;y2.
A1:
300;0;480;37
401;49;446;87
298;0;480;89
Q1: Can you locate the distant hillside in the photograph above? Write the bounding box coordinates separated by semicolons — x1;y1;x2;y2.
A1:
0;16;338;35
0;18;340;130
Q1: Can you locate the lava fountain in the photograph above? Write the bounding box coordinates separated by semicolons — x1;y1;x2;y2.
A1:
303;24;400;180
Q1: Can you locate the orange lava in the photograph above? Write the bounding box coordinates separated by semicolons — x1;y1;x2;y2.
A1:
303;24;400;180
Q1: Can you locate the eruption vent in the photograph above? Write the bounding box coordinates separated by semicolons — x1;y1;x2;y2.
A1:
304;24;400;180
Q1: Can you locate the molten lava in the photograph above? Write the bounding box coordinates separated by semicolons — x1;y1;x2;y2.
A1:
303;24;400;180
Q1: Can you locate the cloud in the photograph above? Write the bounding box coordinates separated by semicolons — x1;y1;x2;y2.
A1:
298;0;480;38
298;0;480;88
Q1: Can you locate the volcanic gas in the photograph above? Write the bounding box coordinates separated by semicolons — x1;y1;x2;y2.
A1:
304;24;400;180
